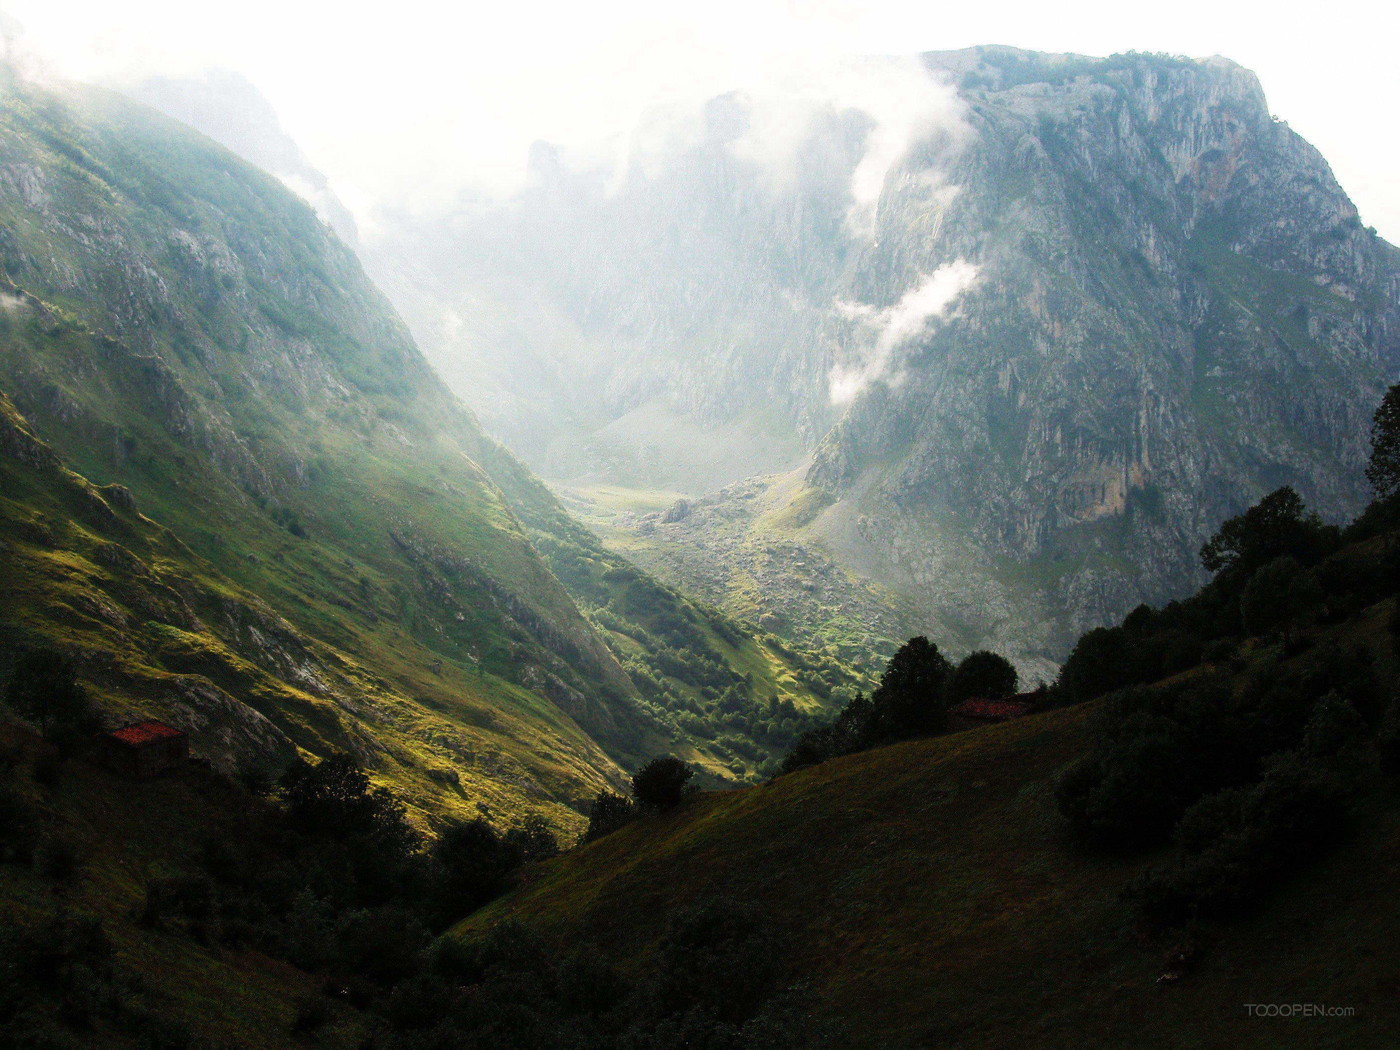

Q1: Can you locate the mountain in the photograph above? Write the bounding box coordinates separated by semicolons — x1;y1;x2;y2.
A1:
354;47;1400;675
121;68;361;249
0;65;848;831
7;459;1400;1047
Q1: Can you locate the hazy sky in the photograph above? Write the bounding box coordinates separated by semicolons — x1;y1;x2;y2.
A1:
3;0;1398;241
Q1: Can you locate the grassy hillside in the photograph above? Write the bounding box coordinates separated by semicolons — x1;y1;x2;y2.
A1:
461;703;1398;1047
0;391;627;829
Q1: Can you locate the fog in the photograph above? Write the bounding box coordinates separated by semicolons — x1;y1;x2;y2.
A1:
1;0;1397;242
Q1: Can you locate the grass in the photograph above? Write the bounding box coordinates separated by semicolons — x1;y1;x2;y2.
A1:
458;698;1400;1047
0;390;621;835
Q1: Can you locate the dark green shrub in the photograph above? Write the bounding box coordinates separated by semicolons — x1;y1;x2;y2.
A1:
1127;754;1343;925
429;819;522;924
556;950;627;1018
1055;627;1134;703
280;754;419;855
329;905;429;984
947;650;1018;705
138;876;215;931
503;814;559;864
1240;557;1321;643
35;836;81;884
291;995;330;1034
1378;703;1400;780
1301;691;1366;758
278;753;423;905
632;757;695;810
1055;676;1265;850
31;752;64;790
653;897;781;1027
0;784;38;864
2;650;96;742
583;791;636;842
380;973;458;1032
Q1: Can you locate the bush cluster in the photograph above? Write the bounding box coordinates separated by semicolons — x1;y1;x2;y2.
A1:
581;754;699;844
1051;469;1400;927
779;640;1020;773
1125;754;1344;924
369;898;837;1050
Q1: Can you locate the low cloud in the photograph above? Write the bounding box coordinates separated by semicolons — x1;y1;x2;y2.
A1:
4;4;974;235
722;54;968;238
829;259;980;404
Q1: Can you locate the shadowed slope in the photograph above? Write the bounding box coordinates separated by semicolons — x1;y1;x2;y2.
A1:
461;699;1399;1047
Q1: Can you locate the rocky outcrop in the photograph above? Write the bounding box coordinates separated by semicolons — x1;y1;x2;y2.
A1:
800;48;1400;649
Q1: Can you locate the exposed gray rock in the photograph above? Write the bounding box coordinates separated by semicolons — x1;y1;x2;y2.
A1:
355;48;1400;666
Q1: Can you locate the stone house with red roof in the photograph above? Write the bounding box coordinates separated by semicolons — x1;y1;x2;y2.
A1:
97;720;188;779
947;694;1039;733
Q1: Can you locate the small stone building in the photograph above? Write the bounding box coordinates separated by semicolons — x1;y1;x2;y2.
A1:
947;697;1035;733
97;720;188;779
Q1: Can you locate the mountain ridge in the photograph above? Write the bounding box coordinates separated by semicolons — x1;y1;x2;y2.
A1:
0;65;849;827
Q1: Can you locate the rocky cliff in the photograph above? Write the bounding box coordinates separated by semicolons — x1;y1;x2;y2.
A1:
804;48;1400;654
359;47;1400;668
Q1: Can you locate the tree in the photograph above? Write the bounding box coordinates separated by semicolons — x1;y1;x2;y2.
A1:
1199;487;1335;579
503;814;559;863
778;693;875;774
868;636;953;739
2;649;92;738
1367;383;1400;498
631;756;694;809
947;650;1019;705
429;818;521;921
1055;626;1134;703
279;754;420;859
1240;556;1320;645
583;790;635;841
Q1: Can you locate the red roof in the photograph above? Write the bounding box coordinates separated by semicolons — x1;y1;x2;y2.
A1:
950;699;1032;721
108;720;184;746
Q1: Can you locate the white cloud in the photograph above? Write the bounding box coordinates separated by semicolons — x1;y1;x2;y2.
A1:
829;259;980;404
717;54;966;236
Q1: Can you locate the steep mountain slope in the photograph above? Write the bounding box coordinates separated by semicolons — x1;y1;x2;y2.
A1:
0;66;845;823
801;47;1400;658
121;68;360;249
359;48;1400;672
0;390;620;826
